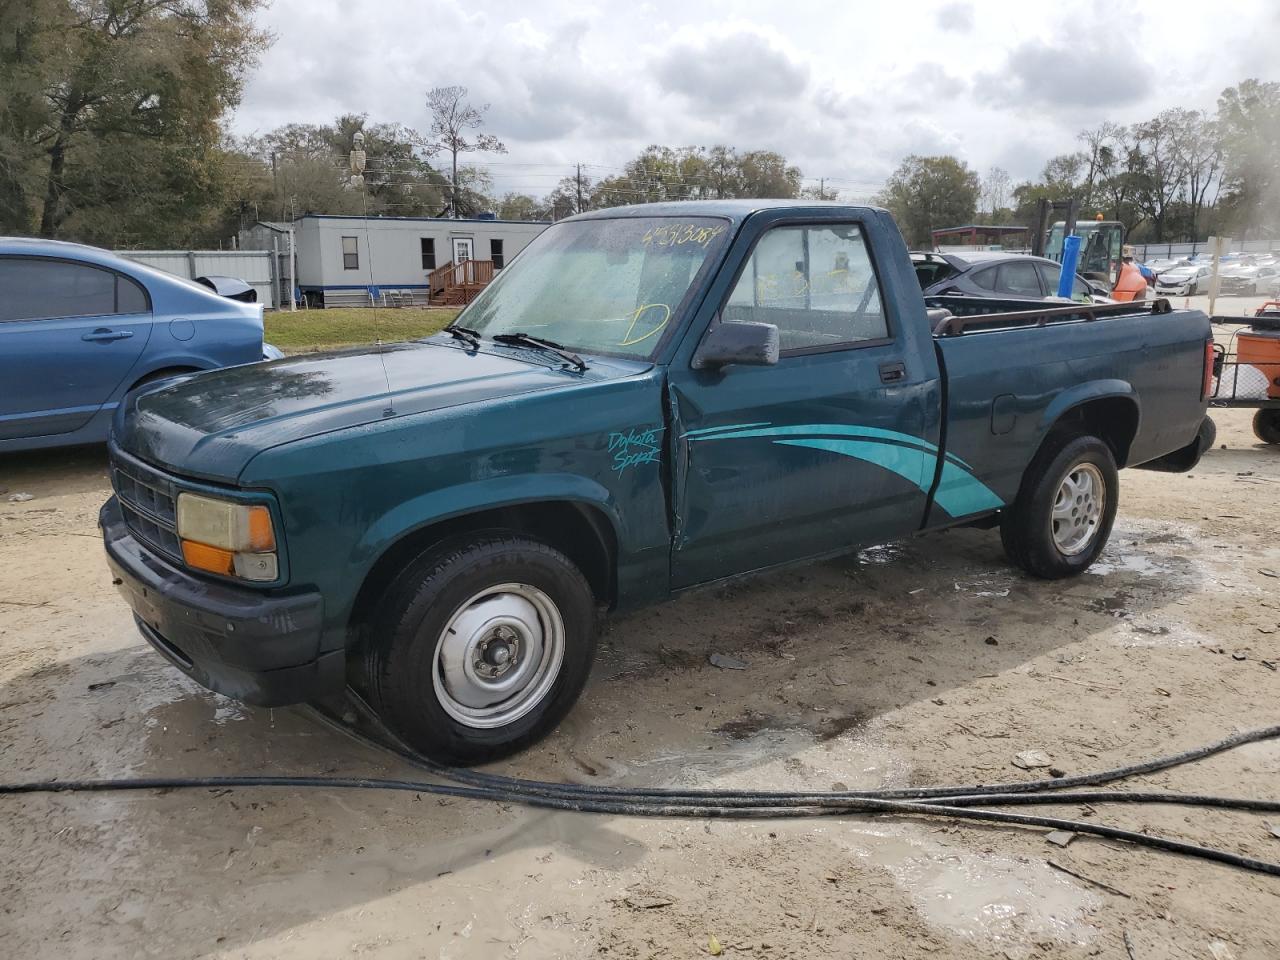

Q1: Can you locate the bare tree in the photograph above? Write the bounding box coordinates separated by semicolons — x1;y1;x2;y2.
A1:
1169;109;1223;239
980;166;1011;220
1077;121;1126;212
1131;111;1188;241
422;85;506;217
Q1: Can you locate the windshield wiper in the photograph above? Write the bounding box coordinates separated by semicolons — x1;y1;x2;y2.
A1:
492;332;588;371
443;323;481;348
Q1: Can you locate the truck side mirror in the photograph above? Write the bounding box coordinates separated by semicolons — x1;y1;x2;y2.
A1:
692;321;780;370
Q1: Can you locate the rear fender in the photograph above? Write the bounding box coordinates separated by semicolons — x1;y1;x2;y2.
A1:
1038;380;1140;466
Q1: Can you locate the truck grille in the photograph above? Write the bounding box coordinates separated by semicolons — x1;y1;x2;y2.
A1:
111;452;182;562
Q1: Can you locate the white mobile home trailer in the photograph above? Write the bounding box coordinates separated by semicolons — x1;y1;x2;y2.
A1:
295;214;548;308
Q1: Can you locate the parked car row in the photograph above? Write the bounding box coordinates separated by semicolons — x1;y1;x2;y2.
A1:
0;238;278;453
1145;253;1279;297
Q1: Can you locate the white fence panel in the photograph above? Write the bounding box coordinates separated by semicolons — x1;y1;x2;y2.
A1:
1132;239;1280;261
116;250;278;309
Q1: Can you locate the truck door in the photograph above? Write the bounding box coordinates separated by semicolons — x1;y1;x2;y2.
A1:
668;213;942;588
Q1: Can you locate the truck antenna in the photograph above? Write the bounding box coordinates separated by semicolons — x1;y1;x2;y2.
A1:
352;133;394;416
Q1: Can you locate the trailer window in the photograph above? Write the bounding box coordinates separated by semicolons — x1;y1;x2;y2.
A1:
341;236;359;271
490;238;505;269
420;238;436;270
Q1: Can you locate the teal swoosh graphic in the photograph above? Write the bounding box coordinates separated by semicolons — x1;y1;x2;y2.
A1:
774;438;934;491
773;438;1003;517
687;422;973;471
683;421;1001;518
931;461;1006;516
681;421;772;438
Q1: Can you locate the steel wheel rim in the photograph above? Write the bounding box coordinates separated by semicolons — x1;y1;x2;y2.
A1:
1051;462;1105;556
432;583;565;729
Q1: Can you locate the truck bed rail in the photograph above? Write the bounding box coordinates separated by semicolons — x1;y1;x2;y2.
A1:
928;297;1174;337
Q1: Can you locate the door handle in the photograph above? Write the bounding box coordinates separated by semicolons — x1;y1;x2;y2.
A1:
879;361;906;384
82;328;133;342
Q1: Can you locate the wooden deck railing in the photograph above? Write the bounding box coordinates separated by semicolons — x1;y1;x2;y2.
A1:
428;259;496;303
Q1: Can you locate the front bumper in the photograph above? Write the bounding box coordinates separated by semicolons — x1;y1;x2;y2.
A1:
101;496;341;705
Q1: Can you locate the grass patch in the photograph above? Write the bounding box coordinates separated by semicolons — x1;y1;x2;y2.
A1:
264;307;461;354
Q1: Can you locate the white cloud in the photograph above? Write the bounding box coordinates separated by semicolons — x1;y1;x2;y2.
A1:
230;0;1280;194
936;2;974;32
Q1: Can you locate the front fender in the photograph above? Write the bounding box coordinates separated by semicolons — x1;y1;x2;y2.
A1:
349;472;625;570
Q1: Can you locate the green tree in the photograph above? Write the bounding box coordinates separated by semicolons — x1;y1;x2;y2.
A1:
874;155;980;246
0;0;271;243
496;192;547;221
587;145;801;210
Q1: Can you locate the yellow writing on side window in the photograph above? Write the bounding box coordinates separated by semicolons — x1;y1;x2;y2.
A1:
641;224;726;249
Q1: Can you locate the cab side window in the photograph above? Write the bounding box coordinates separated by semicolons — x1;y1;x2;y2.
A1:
723;223;887;352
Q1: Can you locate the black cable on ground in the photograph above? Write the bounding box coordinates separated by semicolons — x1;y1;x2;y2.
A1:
313;697;1280;807
4;772;1279;878
5;694;1279;878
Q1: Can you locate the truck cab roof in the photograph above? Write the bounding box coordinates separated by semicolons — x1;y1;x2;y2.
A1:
566;199;890;224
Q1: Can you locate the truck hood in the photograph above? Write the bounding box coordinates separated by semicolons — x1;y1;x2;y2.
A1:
115;339;645;482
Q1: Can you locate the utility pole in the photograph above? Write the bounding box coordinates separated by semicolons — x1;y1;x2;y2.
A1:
575;163;584;214
819;178;825;201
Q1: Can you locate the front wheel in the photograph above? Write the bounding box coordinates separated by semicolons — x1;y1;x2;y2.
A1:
1254;409;1280;445
363;534;598;764
1001;434;1120;579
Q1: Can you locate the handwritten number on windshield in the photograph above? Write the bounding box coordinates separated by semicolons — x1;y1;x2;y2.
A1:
641;224;726;249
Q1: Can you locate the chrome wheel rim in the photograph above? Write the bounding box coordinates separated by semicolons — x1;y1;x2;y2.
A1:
1051;462;1105;556
432;583;565;729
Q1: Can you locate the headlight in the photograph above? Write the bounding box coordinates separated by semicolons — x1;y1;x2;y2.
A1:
176;492;278;582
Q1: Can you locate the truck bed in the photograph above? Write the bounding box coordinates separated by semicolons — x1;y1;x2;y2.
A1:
924;295;1211;528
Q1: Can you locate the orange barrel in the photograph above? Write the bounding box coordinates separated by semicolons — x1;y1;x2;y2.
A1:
1238;328;1280;399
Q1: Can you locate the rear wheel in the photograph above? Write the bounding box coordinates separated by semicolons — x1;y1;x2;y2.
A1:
1001;433;1119;579
1254;409;1280;445
363;533;598;764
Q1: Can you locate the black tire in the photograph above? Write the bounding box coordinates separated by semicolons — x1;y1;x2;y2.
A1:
1000;433;1119;579
1254;409;1280;445
1200;415;1218;452
363;533;598;765
1189;282;1198;296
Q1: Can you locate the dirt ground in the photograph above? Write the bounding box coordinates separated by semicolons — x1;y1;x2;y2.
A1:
2;318;1279;958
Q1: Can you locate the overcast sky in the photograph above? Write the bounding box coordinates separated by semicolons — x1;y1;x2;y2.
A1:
232;0;1280;199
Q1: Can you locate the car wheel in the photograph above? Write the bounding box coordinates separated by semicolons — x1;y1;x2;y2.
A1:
1253;410;1280;445
363;533;598;764
1000;433;1119;579
1189;282;1198;296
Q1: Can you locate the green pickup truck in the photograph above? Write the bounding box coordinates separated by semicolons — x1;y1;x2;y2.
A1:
101;201;1215;762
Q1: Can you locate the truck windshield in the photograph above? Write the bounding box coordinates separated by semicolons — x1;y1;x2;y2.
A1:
456;216;732;360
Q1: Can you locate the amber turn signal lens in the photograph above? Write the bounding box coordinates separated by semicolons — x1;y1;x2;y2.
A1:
246;505;276;552
181;540;236;576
